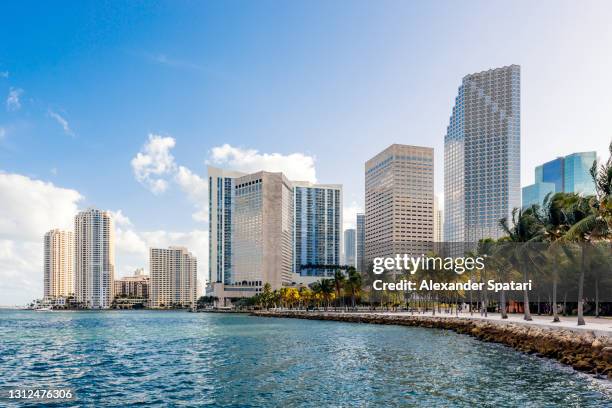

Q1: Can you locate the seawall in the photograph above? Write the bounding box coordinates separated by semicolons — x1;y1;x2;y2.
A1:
252;311;612;379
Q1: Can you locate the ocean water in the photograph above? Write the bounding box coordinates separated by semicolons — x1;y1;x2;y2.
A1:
0;310;610;407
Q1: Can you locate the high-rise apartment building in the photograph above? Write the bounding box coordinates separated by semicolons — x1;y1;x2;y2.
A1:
74;209;115;309
365;144;434;264
293;182;342;277
343;228;356;267
43;229;74;299
444;65;521;243
522;151;597;208
355;213;366;272
433;196;444;243
150;247;197;308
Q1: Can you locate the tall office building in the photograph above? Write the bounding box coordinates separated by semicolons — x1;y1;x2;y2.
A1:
365;144;434;264
444;65;521;243
433;196;444;243
43;229;74;299
522;151;597;208
232;171;294;290
343;228;356;267
74;209;115;309
150;247;197;308
293;182;342;277
355;213;366;272
208;166;246;286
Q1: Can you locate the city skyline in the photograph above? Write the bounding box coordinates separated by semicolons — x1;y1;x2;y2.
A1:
2;1;612;305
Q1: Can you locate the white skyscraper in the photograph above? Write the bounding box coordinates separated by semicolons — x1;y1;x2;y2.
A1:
445;65;521;243
43;229;74;299
150;246;197;308
74;209;115;309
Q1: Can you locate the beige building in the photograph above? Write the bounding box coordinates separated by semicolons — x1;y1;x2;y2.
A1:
74;209;115;309
365;144;434;264
43;229;74;299
114;269;150;299
150;247;197;308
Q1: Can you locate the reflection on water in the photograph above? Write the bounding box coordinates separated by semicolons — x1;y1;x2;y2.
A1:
0;310;610;407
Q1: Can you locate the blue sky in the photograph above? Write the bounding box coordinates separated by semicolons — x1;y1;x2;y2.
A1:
1;1;612;305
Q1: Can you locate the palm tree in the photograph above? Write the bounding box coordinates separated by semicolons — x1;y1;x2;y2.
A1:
499;206;543;321
333;269;347;310
535;192;576;322
345;269;363;310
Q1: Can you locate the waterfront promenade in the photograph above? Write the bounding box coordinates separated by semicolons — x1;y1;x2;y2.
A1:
372;311;612;336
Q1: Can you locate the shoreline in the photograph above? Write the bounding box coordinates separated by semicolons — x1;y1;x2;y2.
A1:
252;310;612;379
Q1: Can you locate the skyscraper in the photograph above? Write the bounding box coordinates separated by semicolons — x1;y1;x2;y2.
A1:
232;171;294;290
208;166;246;286
522;151;597;208
293;181;342;277
343;228;356;267
150;246;197;308
355;213;366;272
365;144;434;264
43;229;74;299
74;209;115;309
445;65;521;243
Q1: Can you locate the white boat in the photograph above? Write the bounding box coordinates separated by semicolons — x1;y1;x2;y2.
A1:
34;306;53;311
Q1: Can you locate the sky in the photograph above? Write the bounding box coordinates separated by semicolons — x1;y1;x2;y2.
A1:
1;1;612;305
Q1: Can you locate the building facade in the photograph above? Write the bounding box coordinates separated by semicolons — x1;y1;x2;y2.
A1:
293;182;342;277
365;144;434;264
74;209;115;309
433;196;444;243
522;151;597;208
444;65;521;243
114;270;150;299
150;247;197;308
343;228;356;267
43;229;74;299
208;166;246;286
355;213;366;272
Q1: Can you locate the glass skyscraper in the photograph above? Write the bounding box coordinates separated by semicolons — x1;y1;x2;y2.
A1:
293;182;342;277
344;228;356;267
444;65;521;243
522;152;597;208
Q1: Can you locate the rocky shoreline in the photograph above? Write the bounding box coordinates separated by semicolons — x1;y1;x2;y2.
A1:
252;311;612;379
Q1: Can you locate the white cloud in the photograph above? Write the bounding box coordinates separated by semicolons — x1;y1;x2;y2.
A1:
6;87;23;111
131;134;177;194
0;71;8;78
0;172;83;305
48;110;74;136
174;166;208;222
343;201;363;230
209;144;317;183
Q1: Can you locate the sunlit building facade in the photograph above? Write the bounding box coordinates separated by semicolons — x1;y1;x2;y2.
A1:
365;144;434;264
74;209;115;309
343;228;356;267
150;247;197;308
444;65;521;243
43;229;74;299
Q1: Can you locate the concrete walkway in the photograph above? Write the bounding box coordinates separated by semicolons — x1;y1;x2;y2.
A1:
368;311;612;336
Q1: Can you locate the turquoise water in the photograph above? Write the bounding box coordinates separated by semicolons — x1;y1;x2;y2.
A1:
0;310;610;407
